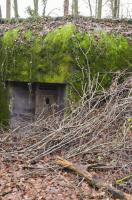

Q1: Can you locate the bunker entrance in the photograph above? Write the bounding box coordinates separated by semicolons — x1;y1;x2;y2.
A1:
7;81;66;128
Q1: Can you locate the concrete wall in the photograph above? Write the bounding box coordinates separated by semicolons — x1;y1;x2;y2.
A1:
8;82;66;128
35;83;66;118
10;83;35;128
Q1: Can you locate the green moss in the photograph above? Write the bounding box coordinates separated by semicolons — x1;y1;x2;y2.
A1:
0;81;9;127
1;23;131;85
68;32;132;98
2;28;19;47
24;30;33;40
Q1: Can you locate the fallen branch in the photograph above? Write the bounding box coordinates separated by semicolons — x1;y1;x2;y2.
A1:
116;174;132;185
0;190;12;197
86;163;121;171
56;157;131;200
0;126;20;143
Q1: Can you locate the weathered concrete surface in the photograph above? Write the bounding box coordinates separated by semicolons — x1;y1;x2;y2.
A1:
10;83;35;128
8;82;66;128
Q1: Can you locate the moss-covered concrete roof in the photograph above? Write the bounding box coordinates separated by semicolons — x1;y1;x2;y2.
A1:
0;16;132;40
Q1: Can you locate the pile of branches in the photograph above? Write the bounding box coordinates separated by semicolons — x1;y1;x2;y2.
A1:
0;75;132;194
14;76;131;160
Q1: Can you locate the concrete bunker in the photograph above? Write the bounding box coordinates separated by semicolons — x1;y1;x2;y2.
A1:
6;81;66;128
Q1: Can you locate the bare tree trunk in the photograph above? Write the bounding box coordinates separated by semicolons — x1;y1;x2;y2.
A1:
95;0;98;18
72;0;78;18
14;0;19;18
117;0;120;18
112;0;120;18
97;0;102;19
0;5;2;18
33;0;39;16
64;0;69;16
113;0;118;18
42;0;47;16
110;0;114;18
6;0;11;19
88;0;92;17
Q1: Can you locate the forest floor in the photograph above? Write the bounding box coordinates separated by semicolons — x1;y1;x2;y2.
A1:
0;154;104;200
0;76;132;200
0;152;132;200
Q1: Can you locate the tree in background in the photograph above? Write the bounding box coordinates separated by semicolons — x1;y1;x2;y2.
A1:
72;0;78;17
0;5;2;18
33;0;39;16
14;0;19;19
6;0;11;19
109;0;120;18
64;0;69;16
42;0;48;16
113;0;120;18
87;0;92;17
95;0;102;19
